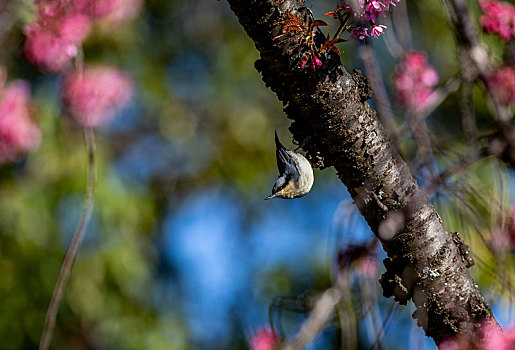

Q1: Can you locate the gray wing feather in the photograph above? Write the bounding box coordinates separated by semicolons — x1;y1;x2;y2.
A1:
275;131;291;175
274;132;300;193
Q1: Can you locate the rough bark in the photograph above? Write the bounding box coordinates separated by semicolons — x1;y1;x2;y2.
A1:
226;0;498;345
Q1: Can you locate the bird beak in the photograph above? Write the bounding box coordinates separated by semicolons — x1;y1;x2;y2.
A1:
264;194;275;200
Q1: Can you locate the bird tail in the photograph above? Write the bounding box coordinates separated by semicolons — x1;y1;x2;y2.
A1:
274;131;290;174
274;130;287;151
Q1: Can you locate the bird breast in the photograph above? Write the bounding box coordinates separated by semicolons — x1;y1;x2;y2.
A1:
289;152;314;197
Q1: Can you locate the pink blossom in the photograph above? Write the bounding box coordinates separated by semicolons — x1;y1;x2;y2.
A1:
421;68;438;86
0;80;41;163
370;24;386;37
326;1;399;39
365;1;386;22
99;0;143;28
301;55;308;67
356;256;379;278
311;54;323;69
504;324;515;346
249;327;279;350
36;1;61;20
392;50;439;112
488;205;515;253
482;321;515;350
300;54;322;70
369;1;385;11
488;229;511;252
23;2;92;73
58;13;91;44
489;205;515;252
479;0;515;42
24;0;142;73
72;0;117;17
350;26;369;41
380;0;400;10
404;52;426;68
62;66;133;127
439;336;473;350
24;26;78;73
75;0;143;28
439;338;463;350
486;63;515;106
439;322;512;350
336;244;378;273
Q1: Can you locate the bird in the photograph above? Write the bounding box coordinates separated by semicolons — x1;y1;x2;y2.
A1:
265;131;314;200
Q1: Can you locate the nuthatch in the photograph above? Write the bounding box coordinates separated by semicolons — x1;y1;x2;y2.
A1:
265;131;314;200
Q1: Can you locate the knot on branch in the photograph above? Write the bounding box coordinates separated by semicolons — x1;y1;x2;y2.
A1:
450;232;475;268
413;297;459;341
380;231;417;305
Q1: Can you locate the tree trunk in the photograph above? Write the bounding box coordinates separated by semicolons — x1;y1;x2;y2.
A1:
226;0;498;344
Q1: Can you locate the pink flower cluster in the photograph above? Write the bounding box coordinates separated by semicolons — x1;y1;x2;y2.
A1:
356;255;379;278
489;205;515;253
327;0;400;40
486;63;515;106
249;327;279;350
392;50;439;112
479;0;515;43
61;66;133;127
24;0;143;73
0;76;41;163
440;322;515;350
336;243;379;278
301;53;322;69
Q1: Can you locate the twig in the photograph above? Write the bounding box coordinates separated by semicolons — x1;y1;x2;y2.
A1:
409;112;433;168
367;302;398;350
416;77;462;119
408;77;462;179
39;128;96;350
336;283;357;350
457;48;478;143
382;16;405;59
392;0;412;50
361;278;383;350
359;43;399;146
333;12;351;41
0;0;20;50
461;82;477;143
424;146;488;197
280;273;348;350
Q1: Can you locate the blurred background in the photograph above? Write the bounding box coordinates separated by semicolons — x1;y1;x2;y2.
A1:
0;0;514;349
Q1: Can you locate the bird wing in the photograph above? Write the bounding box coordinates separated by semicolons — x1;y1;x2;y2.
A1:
275;131;300;186
275;131;293;174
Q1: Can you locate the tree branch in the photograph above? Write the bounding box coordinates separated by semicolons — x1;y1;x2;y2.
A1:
226;0;498;344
